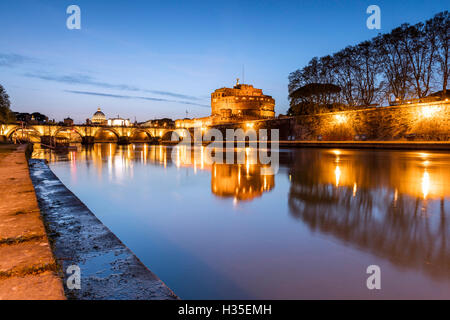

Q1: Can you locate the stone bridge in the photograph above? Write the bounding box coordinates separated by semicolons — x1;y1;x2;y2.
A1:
0;124;189;145
0;117;295;145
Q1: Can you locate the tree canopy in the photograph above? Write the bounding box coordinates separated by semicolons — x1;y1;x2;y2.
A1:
288;83;342;115
288;11;449;115
0;85;14;124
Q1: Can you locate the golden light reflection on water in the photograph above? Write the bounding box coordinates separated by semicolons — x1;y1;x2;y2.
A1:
288;148;450;279
34;143;275;202
32;144;450;289
334;165;341;187
321;149;449;201
33;144;450;203
422;170;430;200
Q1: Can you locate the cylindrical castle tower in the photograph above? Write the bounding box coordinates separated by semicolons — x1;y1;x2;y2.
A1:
211;80;275;122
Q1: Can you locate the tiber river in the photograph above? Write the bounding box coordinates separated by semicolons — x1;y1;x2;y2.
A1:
33;144;450;299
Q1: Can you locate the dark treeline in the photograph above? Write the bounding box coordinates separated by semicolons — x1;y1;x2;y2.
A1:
288;11;449;115
0;84;14;124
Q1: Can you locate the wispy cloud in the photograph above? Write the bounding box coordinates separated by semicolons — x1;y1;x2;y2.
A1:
0;53;34;67
25;73;140;91
142;90;200;101
66;90;210;108
25;72;202;101
65;90;134;99
6;53;209;109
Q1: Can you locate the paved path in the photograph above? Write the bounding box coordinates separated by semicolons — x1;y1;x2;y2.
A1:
0;145;65;300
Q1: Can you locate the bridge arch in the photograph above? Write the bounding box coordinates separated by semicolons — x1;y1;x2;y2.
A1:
53;127;84;143
161;129;193;142
93;127;120;142
6;126;42;142
4;125;20;138
53;126;84;137
129;128;153;142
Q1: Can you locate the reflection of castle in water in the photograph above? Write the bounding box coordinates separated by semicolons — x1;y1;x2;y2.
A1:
287;149;450;279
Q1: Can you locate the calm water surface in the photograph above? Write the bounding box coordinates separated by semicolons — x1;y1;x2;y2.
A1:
33;144;450;299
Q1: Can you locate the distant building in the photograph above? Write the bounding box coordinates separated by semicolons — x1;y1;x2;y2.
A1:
90;108;130;126
92;108;107;125
176;116;212;129
63;117;74;126
141;118;175;128
108;117;130;127
14;112;32;123
31;112;49;124
14;112;48;124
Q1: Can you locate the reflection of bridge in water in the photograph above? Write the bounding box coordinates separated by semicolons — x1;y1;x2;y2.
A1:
287;149;450;279
34;143;275;202
0;124;186;145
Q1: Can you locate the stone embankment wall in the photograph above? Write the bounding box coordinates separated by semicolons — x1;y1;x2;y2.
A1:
207;101;450;142
291;101;450;141
29;159;178;300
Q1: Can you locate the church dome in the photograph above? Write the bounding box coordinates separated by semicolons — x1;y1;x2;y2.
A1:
92;108;106;124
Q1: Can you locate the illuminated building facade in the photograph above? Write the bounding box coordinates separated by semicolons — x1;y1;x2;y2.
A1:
175;80;276;129
211;79;275;121
176;116;212;129
91;108;130;127
108;117;131;127
92;108;107;125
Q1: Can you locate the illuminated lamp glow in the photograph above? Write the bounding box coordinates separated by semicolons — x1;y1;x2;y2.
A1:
334;114;347;124
420;106;440;119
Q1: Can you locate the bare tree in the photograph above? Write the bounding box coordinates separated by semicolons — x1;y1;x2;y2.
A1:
399;23;438;98
353;41;381;106
431;11;449;98
287;10;448;112
333;46;357;106
375;30;413;103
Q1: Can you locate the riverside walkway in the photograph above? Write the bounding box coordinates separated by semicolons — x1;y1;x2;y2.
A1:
0;144;65;300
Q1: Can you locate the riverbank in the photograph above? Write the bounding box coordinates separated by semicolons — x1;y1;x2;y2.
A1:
29;159;178;300
0;144;65;300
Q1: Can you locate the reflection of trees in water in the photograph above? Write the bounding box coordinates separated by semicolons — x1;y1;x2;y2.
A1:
288;149;450;279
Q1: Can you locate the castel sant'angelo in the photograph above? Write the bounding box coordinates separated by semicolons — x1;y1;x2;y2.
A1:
176;79;275;128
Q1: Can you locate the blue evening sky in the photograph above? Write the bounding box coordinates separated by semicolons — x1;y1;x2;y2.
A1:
0;0;448;122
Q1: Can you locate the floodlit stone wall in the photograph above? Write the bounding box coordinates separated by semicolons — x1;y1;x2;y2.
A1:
292;101;450;141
